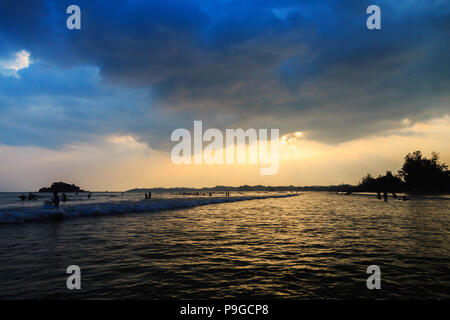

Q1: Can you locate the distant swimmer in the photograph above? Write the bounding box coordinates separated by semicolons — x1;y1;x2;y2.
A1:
28;192;37;200
62;193;67;202
52;191;60;207
19;194;26;201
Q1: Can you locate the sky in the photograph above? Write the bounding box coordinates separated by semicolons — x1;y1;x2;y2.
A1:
0;0;449;191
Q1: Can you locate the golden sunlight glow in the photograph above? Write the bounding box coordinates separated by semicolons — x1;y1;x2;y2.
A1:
0;116;449;191
402;118;411;126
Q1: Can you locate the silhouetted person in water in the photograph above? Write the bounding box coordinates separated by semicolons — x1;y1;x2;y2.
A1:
376;192;381;200
145;193;148;200
209;192;212;197
52;191;60;207
88;192;92;199
383;192;388;202
148;192;152;199
19;195;26;201
62;193;67;202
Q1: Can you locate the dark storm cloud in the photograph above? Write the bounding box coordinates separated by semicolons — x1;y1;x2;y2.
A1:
0;0;449;149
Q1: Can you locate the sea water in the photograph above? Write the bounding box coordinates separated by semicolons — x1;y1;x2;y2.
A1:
0;192;449;299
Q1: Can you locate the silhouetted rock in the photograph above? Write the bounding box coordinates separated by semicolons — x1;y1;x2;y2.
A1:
39;182;86;193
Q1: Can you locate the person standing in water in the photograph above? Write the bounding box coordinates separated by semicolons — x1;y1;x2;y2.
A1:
52;191;60;207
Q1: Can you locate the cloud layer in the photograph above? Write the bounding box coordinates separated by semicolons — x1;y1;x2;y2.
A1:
0;0;449;150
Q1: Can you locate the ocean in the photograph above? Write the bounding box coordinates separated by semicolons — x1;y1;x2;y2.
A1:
0;191;449;299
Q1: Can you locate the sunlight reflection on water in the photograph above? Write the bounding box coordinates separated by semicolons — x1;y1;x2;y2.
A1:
0;192;449;299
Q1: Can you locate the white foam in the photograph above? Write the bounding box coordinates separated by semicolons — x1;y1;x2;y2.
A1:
0;194;299;224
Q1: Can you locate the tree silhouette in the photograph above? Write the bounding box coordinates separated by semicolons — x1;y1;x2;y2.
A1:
398;151;449;194
359;171;403;193
358;151;449;194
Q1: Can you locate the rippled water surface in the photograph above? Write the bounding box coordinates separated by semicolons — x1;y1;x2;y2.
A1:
1;192;449;299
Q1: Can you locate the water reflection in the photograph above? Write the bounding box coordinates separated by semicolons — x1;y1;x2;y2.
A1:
0;192;449;299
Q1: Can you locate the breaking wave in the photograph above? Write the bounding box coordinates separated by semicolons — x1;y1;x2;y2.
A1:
0;194;299;224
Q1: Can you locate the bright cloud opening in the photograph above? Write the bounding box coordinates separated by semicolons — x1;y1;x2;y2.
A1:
280;131;305;145
0;50;32;78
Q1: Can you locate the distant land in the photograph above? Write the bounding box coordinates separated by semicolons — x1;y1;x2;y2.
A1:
126;185;354;193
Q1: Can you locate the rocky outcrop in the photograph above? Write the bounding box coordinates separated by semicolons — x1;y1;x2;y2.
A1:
39;182;86;193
